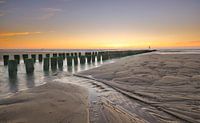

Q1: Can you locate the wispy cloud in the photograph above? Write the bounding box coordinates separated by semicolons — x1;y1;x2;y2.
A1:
42;8;62;12
38;8;62;20
0;0;6;4
0;11;5;16
0;32;42;37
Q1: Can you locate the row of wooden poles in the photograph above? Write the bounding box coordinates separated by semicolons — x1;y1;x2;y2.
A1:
3;50;155;77
4;52;101;77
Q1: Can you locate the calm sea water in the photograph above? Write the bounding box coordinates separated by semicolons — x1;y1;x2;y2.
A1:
0;50;114;97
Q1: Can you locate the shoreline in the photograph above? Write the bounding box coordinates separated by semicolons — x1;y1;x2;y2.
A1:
1;52;200;123
78;53;200;123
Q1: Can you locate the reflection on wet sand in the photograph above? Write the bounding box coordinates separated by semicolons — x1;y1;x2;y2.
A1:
0;54;107;96
26;73;35;88
8;76;18;93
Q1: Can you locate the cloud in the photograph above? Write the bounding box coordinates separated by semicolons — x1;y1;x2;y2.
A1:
0;11;5;16
38;8;62;20
42;8;62;12
0;0;6;4
0;32;42;37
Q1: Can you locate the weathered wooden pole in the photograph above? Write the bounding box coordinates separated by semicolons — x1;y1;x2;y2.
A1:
66;53;70;56
79;56;86;64
8;60;18;77
46;54;50;58
57;57;63;69
74;53;77;56
3;55;9;66
22;54;28;62
78;52;81;57
58;53;62;58
86;55;91;63
73;56;78;65
31;54;36;63
97;55;101;62
38;54;43;62
71;53;74;56
102;52;109;61
14;55;20;64
67;56;72;66
51;57;57;70
62;53;65;59
92;55;96;62
53;53;57;57
24;58;34;74
43;58;49;71
58;53;65;60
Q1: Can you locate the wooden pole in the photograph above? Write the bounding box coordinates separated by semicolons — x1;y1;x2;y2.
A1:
67;56;72;66
31;54;36;63
3;55;9;66
8;60;17;77
14;55;20;64
46;54;50;58
43;58;49;71
51;57;57;70
24;58;34;74
38;54;43;62
58;57;63;69
79;56;86;64
73;56;78;65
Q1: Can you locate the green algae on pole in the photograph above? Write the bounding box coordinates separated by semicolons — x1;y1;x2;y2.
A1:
79;56;86;64
102;52;109;61
67;56;73;66
97;55;101;62
46;54;50;58
53;53;57;57
51;57;57;70
3;55;9;66
86;54;92;63
78;52;81;56
58;53;65;60
14;55;20;64
66;53;70;56
43;58;49;71
31;54;36;63
62;53;66;59
38;54;43;62
74;53;77;56
22;54;28;62
92;55;96;62
24;59;34;74
57;57;63;69
8;60;18;77
73;56;78;65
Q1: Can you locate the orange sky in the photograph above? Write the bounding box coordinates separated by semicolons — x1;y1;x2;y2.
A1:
0;0;200;49
0;31;200;49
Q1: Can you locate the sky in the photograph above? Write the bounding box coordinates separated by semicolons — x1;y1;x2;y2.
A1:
0;0;200;49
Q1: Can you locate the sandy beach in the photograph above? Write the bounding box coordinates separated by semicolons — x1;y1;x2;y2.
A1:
0;82;89;123
0;76;144;123
1;52;200;123
79;53;200;123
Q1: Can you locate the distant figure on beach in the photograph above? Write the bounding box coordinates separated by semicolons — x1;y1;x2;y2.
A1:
149;46;151;50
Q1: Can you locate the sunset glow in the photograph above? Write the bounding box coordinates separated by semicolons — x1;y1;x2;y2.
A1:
0;0;200;49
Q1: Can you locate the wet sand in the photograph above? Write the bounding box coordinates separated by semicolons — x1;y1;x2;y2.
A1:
0;76;143;123
79;53;200;123
0;82;89;123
